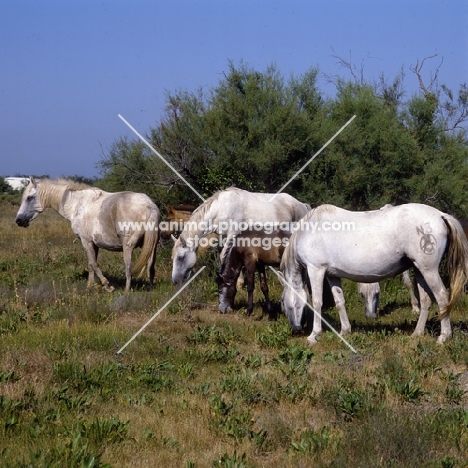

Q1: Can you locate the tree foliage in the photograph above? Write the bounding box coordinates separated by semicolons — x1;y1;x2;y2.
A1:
98;60;468;216
0;177;13;194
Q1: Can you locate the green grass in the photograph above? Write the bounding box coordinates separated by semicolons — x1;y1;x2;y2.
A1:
1;202;468;467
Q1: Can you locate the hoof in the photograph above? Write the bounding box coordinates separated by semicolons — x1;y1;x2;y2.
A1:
307;335;319;346
104;285;115;293
437;334;450;345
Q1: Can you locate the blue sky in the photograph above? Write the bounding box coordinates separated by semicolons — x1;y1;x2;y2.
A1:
1;0;466;178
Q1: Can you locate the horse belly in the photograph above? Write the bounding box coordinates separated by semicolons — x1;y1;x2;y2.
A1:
326;259;409;282
301;231;409;282
93;233;123;251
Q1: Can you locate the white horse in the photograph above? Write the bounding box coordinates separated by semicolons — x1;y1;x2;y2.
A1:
281;203;468;345
357;203;420;318
358;270;420;319
16;177;160;292
171;187;310;288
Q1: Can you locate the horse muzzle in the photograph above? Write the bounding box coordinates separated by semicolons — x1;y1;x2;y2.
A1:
291;325;303;336
15;216;29;228
172;270;191;285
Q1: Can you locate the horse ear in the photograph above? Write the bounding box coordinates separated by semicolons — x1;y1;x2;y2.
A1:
167;206;174;215
29;176;37;188
171;234;178;243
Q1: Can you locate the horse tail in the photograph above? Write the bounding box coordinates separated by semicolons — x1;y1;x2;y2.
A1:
441;215;468;317
131;206;160;278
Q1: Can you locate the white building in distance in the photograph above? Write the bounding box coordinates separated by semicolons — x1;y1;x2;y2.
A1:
5;177;29;190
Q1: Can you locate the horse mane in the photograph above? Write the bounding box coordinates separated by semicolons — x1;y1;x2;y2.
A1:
308;204;337;221
179;190;224;242
37;178;93;208
280;231;300;274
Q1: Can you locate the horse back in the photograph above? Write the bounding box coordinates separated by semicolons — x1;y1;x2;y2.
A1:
99;191;159;225
294;203;449;280
71;190;159;249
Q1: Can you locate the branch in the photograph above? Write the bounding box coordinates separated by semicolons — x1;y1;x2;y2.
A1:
331;49;365;85
410;54;443;94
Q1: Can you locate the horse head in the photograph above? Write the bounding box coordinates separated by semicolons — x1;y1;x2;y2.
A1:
217;273;236;314
357;282;380;319
171;235;197;285
15;177;42;227
216;244;241;314
279;270;307;334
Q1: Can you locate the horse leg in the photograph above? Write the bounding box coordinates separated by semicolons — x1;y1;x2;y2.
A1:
402;269;420;315
245;260;256;317
412;269;451;343
258;262;276;321
82;241;114;292
306;266;326;345
123;245;133;293
236;267;246;289
326;277;352;336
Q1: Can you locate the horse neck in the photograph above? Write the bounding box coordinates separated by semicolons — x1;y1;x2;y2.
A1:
180;201;218;246
52;185;89;221
39;183;69;214
281;239;304;287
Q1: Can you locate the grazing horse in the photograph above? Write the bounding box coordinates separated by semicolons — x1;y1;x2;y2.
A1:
281;203;468;345
162;204;217;252
217;230;290;319
16;177;160;292
171;187;310;287
357;203;420;318
160;205;197;240
358;270;420;318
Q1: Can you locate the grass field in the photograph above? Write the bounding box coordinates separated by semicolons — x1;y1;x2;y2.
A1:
1;198;468;467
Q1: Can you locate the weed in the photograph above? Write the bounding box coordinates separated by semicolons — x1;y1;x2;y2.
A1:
201;346;240;363
212;451;248;468
446;330;468;364
240;353;266;368
0;369;21;382
78;416;129;446
2;204;468;466
376;346;426;403
255;320;291;348
291;426;336;454
442;372;467;404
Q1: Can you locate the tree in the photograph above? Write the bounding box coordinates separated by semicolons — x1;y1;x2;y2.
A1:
202;62;323;194
0;177;13;193
98;60;468;216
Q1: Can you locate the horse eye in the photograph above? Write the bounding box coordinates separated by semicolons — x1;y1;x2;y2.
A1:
26;195;35;202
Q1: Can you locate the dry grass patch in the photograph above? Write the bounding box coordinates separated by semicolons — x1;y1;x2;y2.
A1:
1;202;468;467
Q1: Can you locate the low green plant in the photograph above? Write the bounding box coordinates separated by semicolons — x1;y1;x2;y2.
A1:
291;426;336;454
212;451;248;468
